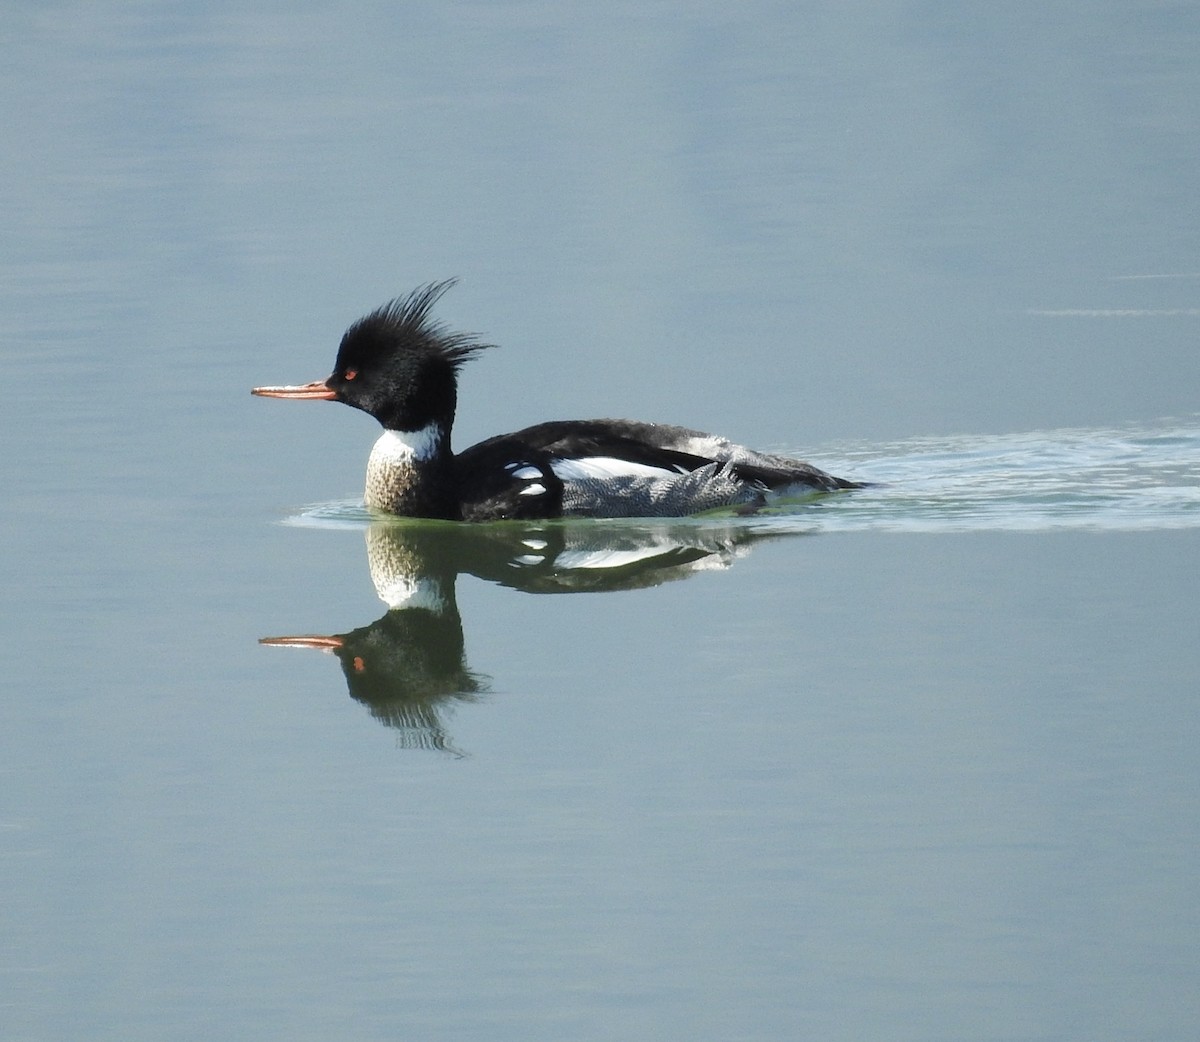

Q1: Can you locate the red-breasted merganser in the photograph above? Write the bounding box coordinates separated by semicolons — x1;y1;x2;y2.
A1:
252;281;861;520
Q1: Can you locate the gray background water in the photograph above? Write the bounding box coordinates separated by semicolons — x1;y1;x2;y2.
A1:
3;4;1198;1040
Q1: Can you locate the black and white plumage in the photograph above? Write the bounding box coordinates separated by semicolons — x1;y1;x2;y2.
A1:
252;281;861;521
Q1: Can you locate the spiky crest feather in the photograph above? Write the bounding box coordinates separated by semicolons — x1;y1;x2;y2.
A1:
345;279;492;369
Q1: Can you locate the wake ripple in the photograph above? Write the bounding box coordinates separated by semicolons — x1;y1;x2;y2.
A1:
785;418;1200;533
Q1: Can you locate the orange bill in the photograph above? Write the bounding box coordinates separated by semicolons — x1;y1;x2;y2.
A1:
251;380;337;400
258;635;345;650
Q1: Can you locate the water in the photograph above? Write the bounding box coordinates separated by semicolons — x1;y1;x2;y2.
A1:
3;4;1199;1041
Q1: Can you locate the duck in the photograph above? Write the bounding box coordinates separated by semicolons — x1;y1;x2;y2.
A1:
252;281;860;520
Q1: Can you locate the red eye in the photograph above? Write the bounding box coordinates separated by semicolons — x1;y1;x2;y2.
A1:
344;369;358;381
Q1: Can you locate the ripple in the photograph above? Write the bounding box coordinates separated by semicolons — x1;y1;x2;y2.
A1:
803;418;1200;533
281;499;374;530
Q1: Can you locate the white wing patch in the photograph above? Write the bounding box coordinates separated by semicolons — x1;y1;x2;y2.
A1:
550;456;685;482
505;461;548;497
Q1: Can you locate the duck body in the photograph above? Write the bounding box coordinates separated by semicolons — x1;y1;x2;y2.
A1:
253;282;860;521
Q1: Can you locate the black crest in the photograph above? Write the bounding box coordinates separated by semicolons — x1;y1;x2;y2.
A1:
337;279;492;372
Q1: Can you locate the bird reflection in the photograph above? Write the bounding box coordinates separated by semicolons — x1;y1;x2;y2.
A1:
261;519;773;752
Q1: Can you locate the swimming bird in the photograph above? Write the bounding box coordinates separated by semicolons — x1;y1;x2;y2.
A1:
252;281;860;520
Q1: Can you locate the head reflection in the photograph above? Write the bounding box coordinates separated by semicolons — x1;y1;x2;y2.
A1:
261;519;773;753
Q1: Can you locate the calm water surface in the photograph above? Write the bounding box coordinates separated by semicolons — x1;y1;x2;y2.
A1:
2;4;1199;1041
